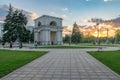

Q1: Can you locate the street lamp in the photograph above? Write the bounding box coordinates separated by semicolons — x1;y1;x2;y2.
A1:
106;28;109;44
69;30;72;46
95;23;100;44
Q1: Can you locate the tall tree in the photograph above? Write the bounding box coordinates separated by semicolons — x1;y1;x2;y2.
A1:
115;29;120;43
3;4;28;48
2;4;13;44
71;22;83;44
30;29;34;43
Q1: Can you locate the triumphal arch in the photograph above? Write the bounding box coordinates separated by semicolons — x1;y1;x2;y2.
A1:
34;15;63;45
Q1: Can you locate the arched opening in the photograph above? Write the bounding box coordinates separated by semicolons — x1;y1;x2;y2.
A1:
38;22;41;27
50;21;57;26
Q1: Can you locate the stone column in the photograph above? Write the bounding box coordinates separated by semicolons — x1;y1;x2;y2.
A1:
59;30;63;45
41;29;50;45
56;31;59;45
57;30;63;45
34;31;38;42
48;30;50;45
45;30;49;45
57;31;62;45
38;32;40;42
41;30;45;45
42;29;50;45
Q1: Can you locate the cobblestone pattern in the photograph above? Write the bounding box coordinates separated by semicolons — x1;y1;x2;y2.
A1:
0;49;120;80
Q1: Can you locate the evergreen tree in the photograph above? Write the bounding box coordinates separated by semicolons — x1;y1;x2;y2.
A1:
30;29;34;43
21;29;31;43
115;29;120;43
71;22;83;44
3;4;28;48
2;4;13;44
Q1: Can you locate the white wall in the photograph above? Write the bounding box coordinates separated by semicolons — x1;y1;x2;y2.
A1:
0;22;3;39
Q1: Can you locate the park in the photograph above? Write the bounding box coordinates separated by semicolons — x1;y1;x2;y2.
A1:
0;1;120;80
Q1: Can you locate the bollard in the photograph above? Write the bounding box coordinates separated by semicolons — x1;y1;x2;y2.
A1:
98;47;103;52
29;47;33;51
118;47;120;51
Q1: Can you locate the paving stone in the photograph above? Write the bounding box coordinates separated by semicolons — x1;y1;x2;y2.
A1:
52;78;61;80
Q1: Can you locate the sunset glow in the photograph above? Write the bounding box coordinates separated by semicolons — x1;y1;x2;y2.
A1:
63;23;120;38
81;23;120;38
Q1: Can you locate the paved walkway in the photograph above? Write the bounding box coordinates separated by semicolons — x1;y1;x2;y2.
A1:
0;48;120;80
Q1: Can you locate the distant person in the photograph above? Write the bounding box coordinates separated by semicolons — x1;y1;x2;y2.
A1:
10;41;13;48
52;41;54;45
34;41;38;48
69;42;71;46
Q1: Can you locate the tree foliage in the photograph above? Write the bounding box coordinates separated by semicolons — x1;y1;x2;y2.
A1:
115;29;120;43
63;35;70;43
30;29;34;42
82;36;95;43
71;32;83;44
71;22;83;44
3;4;28;48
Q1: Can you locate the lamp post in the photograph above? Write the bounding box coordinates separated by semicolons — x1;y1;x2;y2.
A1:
96;23;100;44
106;28;109;44
69;30;72;46
114;28;117;44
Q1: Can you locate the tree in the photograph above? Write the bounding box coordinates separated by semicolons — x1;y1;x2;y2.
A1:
82;36;95;43
3;4;28;48
30;29;34;43
115;29;120;43
94;23;100;44
71;22;83;44
21;29;31;43
71;32;83;44
63;35;70;43
2;4;13;44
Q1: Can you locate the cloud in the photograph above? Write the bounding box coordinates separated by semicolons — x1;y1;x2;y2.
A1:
62;7;69;11
26;12;39;26
0;4;39;26
29;13;39;20
50;12;57;15
49;12;59;17
104;0;112;2
90;16;120;27
85;0;90;2
49;11;68;20
61;14;68;19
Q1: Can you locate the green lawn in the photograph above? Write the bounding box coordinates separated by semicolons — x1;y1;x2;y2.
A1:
37;46;100;49
80;44;120;47
0;50;47;78
34;43;120;49
88;51;120;75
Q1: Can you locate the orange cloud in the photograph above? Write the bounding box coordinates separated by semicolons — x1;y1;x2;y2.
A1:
29;13;39;20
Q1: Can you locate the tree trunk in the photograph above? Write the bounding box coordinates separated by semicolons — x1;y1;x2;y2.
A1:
19;41;22;48
18;37;22;48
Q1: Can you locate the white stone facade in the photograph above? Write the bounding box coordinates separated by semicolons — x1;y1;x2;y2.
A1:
34;15;63;45
0;21;4;39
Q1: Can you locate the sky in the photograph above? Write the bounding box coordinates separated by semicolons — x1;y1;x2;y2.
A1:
0;0;120;26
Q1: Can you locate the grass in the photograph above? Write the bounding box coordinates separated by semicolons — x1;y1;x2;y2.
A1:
36;45;100;49
0;50;47;78
3;43;120;49
88;51;120;75
34;43;120;49
80;43;120;47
